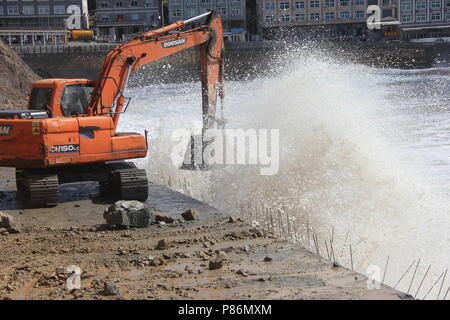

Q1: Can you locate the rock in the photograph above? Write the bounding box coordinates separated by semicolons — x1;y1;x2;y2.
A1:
216;250;228;260
103;282;118;296
148;256;165;266
264;256;273;262
228;216;236;223
154;211;175;224
155;239;169;250
103;201;155;228
236;269;248;277
0;211;20;234
181;208;199;221
208;259;223;270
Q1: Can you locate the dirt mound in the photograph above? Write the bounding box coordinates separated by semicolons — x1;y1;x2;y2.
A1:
0;41;40;110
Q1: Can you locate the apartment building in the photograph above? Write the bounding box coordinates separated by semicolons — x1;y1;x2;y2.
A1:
398;0;450;40
95;0;161;42
168;0;247;41
0;0;89;45
260;0;401;40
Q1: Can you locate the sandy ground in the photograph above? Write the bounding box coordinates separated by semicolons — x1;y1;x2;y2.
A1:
0;167;410;300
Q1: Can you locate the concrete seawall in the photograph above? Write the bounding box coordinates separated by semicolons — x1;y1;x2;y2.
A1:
17;42;450;84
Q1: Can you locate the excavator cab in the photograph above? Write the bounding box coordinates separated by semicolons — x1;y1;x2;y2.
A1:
28;79;95;118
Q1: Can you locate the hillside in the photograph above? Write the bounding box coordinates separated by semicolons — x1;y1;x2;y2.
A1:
0;41;39;110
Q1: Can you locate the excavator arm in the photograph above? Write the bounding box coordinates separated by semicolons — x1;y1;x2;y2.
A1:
87;11;225;135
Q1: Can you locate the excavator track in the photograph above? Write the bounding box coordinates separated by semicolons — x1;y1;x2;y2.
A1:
16;169;59;208
106;162;149;202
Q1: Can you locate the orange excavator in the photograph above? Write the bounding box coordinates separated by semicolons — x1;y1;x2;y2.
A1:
0;11;225;207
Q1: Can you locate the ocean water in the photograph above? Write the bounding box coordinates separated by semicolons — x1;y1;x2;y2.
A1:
120;51;450;299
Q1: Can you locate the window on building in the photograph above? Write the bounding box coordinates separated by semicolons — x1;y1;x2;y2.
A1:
217;7;226;15
172;9;181;17
280;2;289;9
7;6;19;15
100;2;108;8
131;13;139;20
431;0;441;8
446;11;450;20
310;0;320;8
416;13;426;21
416;1;426;9
325;0;335;7
100;15;109;21
401;1;411;10
340;11;350;19
116;14;124;22
38;6;50;15
355;11;365;19
340;0;349;6
310;12;320;20
116;1;123;8
131;1;138;7
54;5;65;14
382;0;390;6
295;1;305;9
295;13;305;20
355;0;364;5
401;13;412;22
231;8;240;15
431;12;441;20
265;2;275;10
382;8;392;17
280;14;290;22
0;8;3;15
265;15;275;23
447;0;450;7
201;0;210;4
325;12;335;19
23;6;34;15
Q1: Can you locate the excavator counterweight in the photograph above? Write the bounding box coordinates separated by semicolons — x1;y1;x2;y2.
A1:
0;11;225;208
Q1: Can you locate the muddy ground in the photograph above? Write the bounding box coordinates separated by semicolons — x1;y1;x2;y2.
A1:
0;167;410;300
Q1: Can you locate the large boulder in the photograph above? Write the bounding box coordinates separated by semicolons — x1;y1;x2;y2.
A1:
103;201;155;228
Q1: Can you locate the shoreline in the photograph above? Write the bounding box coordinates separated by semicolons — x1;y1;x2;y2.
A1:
0;167;410;300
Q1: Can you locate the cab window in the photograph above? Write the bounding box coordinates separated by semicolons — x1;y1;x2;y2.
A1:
30;88;53;110
60;84;95;116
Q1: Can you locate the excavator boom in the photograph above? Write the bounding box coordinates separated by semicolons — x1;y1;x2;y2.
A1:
88;11;225;133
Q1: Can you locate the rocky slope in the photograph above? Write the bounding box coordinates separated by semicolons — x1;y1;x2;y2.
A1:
0;41;40;110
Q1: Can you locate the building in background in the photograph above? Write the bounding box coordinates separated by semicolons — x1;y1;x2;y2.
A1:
398;0;450;41
259;0;402;41
95;0;161;42
0;0;89;45
167;0;247;42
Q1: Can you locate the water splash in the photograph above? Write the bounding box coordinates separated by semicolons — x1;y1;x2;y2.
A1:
122;46;450;298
